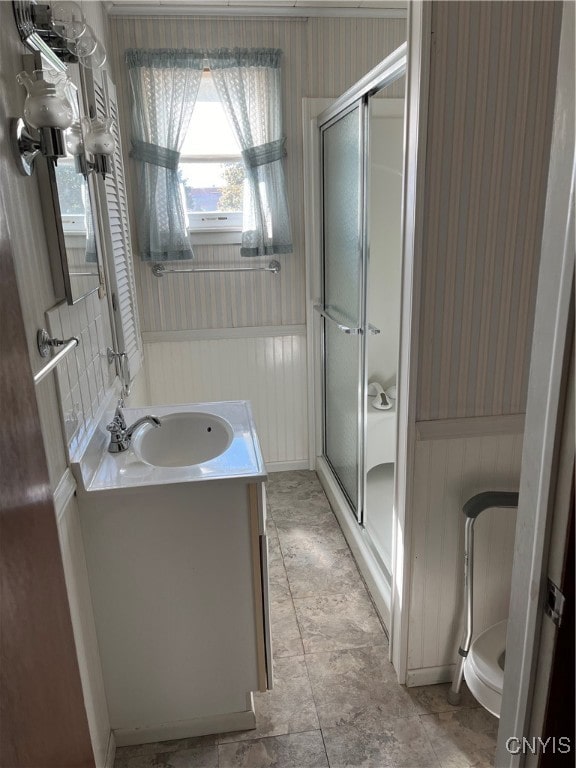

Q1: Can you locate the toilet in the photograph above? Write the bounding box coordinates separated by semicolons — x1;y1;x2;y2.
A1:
464;619;507;718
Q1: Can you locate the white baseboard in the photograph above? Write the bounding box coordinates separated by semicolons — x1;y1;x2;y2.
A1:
316;457;392;637
406;664;455;688
113;708;257;747
266;460;310;472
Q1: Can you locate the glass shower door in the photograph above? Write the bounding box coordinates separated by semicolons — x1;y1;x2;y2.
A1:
319;102;365;520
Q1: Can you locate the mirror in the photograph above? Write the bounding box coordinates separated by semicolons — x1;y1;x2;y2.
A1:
28;53;103;304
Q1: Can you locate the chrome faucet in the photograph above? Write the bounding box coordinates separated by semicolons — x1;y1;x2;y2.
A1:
106;402;161;453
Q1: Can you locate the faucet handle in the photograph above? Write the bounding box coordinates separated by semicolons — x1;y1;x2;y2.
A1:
106;415;123;434
106;414;129;453
113;402;127;430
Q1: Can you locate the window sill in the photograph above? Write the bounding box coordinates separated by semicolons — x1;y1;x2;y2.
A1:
188;229;242;246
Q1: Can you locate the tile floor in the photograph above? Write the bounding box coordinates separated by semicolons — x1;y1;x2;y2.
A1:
115;471;498;768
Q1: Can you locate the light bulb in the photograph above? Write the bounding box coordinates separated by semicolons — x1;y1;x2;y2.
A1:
50;1;86;41
66;24;98;58
78;40;107;70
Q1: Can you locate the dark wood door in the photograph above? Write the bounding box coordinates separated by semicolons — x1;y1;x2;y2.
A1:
0;189;95;766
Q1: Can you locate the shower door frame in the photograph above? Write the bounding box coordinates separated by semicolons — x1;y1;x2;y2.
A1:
317;97;369;523
316;45;407;525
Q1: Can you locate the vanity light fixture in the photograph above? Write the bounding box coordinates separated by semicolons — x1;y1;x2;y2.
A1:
12;68;74;175
64;116;116;179
13;2;109;71
82;116;116;179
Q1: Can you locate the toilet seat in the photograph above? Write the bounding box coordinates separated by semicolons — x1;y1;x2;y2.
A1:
464;619;507;718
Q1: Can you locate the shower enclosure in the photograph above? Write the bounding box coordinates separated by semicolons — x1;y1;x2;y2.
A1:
313;44;406;627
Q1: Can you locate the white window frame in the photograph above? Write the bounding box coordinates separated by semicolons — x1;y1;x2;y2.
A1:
180;71;244;245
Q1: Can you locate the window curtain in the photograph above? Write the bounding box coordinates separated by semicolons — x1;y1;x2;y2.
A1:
207;48;293;257
125;49;204;261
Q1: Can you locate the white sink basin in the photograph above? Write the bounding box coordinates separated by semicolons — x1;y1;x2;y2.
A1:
132;411;234;467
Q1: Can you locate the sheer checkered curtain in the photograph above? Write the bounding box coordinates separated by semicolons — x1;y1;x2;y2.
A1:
208;48;293;257
126;49;204;261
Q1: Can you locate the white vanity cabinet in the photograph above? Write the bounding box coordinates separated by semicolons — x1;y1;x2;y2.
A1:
75;402;272;746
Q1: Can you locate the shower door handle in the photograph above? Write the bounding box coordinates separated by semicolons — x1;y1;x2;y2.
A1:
313;304;362;335
367;324;381;335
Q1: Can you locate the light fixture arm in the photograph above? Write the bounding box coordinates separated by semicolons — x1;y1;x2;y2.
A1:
11;117;67;176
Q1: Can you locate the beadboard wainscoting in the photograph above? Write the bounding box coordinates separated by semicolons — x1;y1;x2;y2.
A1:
134;330;309;469
406;421;524;687
54;471;115;768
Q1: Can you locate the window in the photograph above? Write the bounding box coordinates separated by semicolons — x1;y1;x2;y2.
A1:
126;47;292;260
179;70;244;241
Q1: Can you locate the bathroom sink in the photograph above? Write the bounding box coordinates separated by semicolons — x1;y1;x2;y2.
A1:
132;411;234;467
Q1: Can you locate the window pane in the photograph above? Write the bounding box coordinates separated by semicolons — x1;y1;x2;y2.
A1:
179;161;245;213
181;71;240;156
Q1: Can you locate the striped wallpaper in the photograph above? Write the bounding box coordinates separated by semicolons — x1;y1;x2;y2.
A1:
107;15;407;332
417;1;562;420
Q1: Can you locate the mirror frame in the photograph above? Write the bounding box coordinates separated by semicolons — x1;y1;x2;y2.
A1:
23;51;103;304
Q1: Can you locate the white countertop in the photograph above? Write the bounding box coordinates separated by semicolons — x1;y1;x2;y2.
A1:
73;400;267;493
